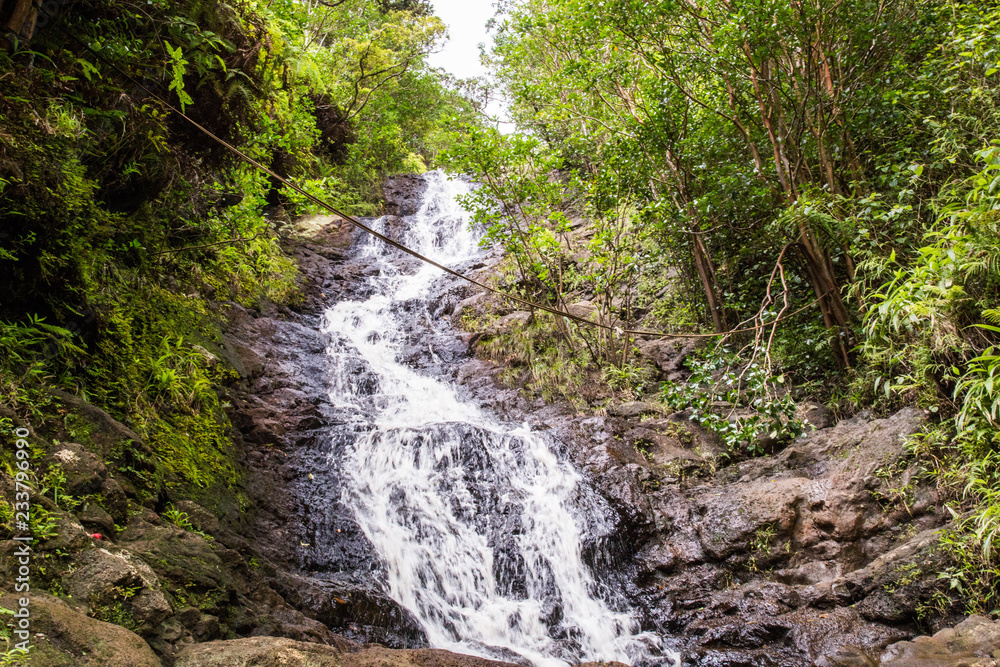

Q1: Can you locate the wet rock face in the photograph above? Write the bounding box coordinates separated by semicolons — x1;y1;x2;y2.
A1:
220;215;433;650
451;318;969;667
616;406;960;665
383;174;430;216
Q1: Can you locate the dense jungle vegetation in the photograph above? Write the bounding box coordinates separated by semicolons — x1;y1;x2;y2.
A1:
1;0;1000;651
0;0;478;494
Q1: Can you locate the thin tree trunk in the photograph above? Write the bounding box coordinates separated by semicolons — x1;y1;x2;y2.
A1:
746;51;794;199
797;229;852;368
691;229;726;333
1;0;37;51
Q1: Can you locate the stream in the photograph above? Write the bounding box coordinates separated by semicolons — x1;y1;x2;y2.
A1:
318;171;679;667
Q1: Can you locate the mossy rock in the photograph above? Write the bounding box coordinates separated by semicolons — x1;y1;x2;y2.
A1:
0;592;160;667
116;517;247;627
174;637;521;667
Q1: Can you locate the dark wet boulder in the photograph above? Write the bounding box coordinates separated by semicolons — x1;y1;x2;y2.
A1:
225;340;266;379
833;527;951;623
623;418;718;472
173;500;223;536
272;571;428;648
383;173;429;216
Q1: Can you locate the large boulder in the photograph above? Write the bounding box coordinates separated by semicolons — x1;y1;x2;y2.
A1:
272;571;427;647
115;518;246;634
174;637;518;667
64;546;173;635
284;215;351;248
0;592;161;667
879;615;1000;666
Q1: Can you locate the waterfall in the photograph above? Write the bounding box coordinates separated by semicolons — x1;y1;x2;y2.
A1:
321;171;678;667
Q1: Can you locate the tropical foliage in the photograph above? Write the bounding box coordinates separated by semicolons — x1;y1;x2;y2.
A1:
0;0;480;499
439;0;1000;585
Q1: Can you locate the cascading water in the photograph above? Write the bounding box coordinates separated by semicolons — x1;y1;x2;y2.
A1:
321;171;679;667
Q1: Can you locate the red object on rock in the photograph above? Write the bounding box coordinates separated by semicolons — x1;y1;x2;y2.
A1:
90;533;102;540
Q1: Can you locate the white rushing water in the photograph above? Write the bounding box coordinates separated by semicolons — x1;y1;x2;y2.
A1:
321;171;677;666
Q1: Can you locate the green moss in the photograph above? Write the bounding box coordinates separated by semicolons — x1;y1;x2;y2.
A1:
89;584;143;632
62;411;97;448
90;600;141;633
149;405;239;491
883;561;923;595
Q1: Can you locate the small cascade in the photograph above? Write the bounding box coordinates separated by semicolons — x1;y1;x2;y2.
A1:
321;171;678;666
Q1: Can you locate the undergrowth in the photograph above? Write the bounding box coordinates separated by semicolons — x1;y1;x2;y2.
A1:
476;312;596;408
660;346;806;458
855;149;1000;616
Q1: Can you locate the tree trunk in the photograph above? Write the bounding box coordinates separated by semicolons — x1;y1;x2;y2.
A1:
797;227;852;368
691;229;726;333
657;148;729;335
1;0;38;51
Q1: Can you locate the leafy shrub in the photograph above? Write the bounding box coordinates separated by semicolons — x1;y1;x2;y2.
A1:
660;347;805;457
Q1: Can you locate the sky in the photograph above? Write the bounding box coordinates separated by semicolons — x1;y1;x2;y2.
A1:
428;0;513;129
427;0;495;80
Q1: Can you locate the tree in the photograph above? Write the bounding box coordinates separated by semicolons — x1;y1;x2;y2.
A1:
0;0;37;51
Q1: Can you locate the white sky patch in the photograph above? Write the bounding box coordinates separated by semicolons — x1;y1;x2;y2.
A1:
429;0;513;131
428;0;494;80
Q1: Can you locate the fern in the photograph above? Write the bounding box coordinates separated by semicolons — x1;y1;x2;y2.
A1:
774;194;854;247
